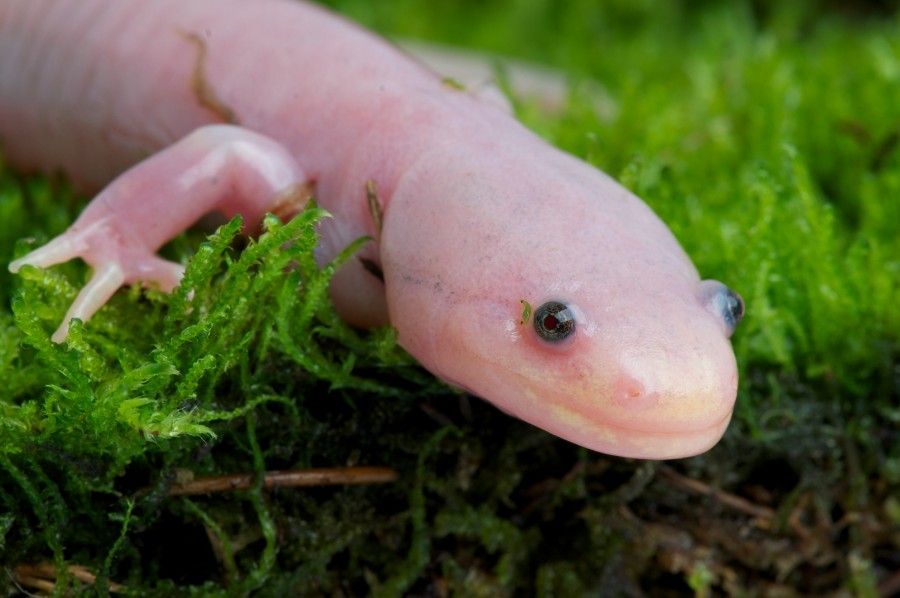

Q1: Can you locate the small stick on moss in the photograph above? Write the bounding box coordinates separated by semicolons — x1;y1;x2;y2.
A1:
165;466;399;496
658;465;775;522
877;568;900;598
13;563;123;593
10;572;55;594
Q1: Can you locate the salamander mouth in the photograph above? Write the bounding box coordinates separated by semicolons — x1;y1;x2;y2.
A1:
601;406;734;437
438;359;736;458
541;401;735;459
438;365;735;458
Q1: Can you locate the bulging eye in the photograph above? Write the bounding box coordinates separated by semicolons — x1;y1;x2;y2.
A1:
534;301;576;343
722;287;745;335
699;281;745;337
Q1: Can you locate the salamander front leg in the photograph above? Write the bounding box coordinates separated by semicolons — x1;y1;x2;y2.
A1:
9;124;311;341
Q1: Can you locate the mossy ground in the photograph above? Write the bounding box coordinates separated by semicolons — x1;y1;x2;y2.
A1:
2;1;899;596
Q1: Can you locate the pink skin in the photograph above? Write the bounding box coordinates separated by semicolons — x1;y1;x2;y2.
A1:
0;0;743;458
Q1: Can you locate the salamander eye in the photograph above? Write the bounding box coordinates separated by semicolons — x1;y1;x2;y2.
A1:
698;280;745;337
722;288;745;336
699;280;744;336
534;301;576;343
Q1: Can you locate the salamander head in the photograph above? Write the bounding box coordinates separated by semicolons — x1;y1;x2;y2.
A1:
382;140;743;459
432;278;742;459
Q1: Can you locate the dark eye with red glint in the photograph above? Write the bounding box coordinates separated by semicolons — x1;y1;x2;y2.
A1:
534;301;576;343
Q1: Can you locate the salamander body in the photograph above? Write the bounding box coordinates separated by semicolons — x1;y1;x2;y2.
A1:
0;0;744;458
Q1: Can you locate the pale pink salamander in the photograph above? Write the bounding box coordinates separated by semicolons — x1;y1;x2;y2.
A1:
0;0;744;459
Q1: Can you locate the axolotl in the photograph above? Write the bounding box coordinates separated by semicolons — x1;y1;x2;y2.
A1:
0;0;744;459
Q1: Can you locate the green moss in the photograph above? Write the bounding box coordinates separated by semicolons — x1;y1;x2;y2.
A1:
2;1;899;596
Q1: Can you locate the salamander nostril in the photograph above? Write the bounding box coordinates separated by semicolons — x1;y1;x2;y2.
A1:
615;374;646;405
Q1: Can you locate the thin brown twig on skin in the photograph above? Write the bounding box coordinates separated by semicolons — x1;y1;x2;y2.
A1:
180;30;240;124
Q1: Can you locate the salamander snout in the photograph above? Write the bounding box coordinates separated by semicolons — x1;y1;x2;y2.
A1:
697;280;745;337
